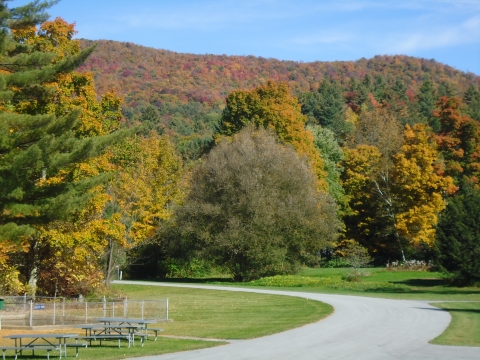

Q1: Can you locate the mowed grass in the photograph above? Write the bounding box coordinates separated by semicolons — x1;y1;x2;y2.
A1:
430;302;480;346
234;267;480;301
0;285;332;359
112;284;333;339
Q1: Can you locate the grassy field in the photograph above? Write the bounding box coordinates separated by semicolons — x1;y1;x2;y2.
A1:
430;302;480;347
112;284;332;339
231;267;480;301
0;284;332;359
1;268;478;359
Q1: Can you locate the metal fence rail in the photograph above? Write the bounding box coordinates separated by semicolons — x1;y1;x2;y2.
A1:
0;296;168;327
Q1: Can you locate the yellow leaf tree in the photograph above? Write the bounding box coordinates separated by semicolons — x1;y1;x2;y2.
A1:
392;124;456;246
343;124;455;262
218;81;328;190
102;132;184;284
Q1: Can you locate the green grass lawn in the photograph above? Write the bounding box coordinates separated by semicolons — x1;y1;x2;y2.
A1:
430;302;480;347
0;284;332;359
112;284;332;339
223;267;480;301
4;267;477;359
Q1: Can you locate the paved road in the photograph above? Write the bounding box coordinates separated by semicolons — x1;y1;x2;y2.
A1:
114;281;479;360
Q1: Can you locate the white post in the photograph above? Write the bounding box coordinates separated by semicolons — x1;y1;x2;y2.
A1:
166;298;169;320
123;298;127;317
53;300;56;325
29;300;33;327
102;296;106;317
141;301;144;320
85;302;88;323
119;271;123;280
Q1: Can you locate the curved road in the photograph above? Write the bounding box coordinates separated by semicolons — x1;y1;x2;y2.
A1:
114;281;479;360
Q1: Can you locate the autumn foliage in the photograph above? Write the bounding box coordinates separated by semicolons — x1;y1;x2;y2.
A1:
2;1;480;293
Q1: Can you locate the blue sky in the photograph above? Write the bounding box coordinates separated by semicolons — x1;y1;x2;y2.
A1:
13;0;480;75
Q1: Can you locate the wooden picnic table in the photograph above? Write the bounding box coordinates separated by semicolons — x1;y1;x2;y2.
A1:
74;324;139;347
94;318;161;345
2;333;79;359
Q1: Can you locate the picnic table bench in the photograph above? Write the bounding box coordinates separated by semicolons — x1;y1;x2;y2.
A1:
75;324;138;348
95;317;162;346
2;333;79;359
1;345;58;360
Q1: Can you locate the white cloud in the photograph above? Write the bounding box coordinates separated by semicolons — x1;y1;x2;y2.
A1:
384;15;480;53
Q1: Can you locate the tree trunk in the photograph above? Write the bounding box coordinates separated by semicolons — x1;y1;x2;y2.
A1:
105;238;115;288
394;231;406;263
26;239;39;298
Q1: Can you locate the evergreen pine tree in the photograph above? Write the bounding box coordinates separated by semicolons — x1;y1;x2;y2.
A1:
417;77;439;131
300;78;350;140
463;85;480;122
0;1;125;289
435;184;480;285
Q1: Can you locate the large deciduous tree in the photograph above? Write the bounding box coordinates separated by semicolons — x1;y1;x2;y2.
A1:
218;81;328;190
101;132;184;285
343;107;455;262
175;127;340;281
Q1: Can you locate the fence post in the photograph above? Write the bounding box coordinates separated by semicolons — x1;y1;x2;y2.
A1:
62;298;65;317
123;298;127;317
85;302;88;323
141;301;144;320
29;300;33;327
102;296;106;317
53;300;56;325
112;302;115;318
166;298;169;320
23;294;27;315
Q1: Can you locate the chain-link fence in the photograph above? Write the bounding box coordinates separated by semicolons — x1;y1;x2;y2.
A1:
0;296;168;328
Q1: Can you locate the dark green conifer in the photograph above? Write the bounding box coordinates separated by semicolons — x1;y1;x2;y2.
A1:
0;1;123;246
417;77;439;131
435;184;480;285
463;85;480;121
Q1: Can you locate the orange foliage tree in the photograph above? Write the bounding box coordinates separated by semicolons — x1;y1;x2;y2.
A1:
432;96;480;186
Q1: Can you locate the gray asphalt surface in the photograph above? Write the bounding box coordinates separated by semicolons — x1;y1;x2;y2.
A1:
114;281;480;360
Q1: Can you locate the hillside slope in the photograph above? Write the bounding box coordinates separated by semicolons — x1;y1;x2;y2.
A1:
79;39;479;110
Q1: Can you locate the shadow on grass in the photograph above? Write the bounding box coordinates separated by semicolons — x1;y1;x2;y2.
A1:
129;277;480;297
393;279;446;287
417;306;480;314
364;288;480;297
146;277;235;284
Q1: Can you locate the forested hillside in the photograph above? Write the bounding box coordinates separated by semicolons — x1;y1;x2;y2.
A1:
80;39;479;109
78;39;480;160
2;1;480;298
